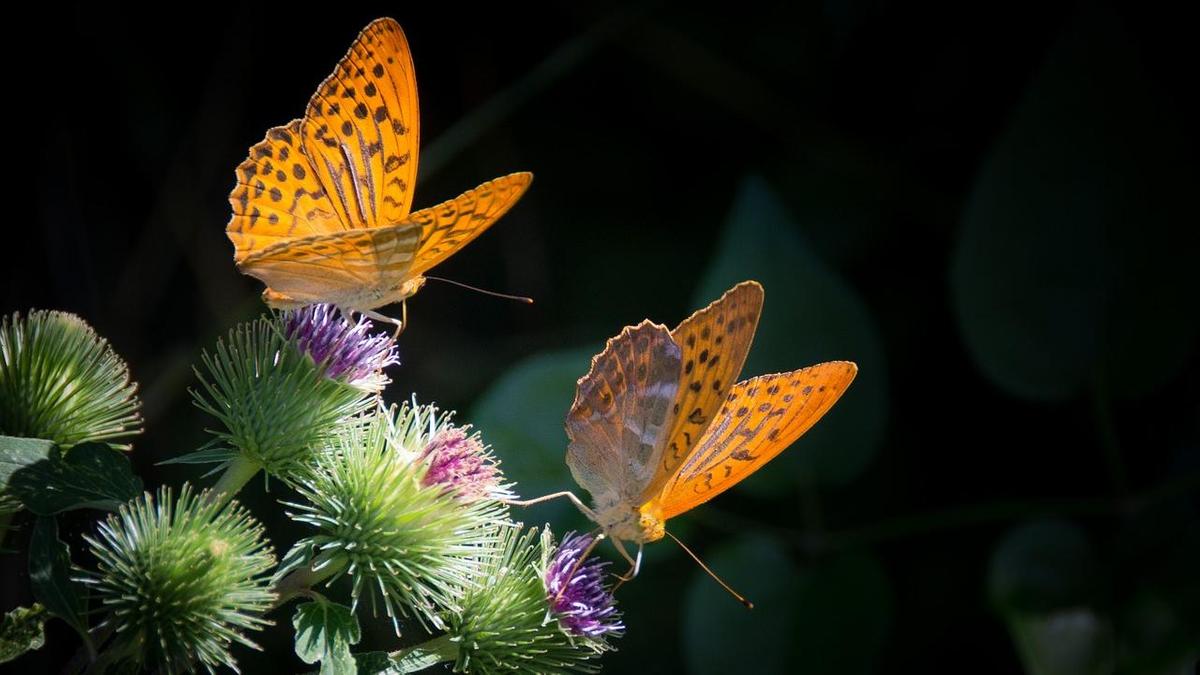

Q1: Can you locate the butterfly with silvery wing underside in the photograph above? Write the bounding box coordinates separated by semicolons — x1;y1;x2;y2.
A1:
509;281;857;601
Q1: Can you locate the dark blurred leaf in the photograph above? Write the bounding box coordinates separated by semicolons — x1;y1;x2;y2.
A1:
1117;592;1200;675
470;348;598;531
28;517;91;657
10;442;141;515
1111;501;1200;673
683;536;890;675
1006;609;1115;675
989;520;1114;675
0;435;56;493
683;536;798;675
988;519;1102;614
951;5;1199;402
787;551;892;674
694;176;887;489
293;598;360;675
0;604;46;664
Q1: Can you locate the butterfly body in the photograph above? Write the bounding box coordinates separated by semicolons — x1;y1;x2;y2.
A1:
593;503;666;544
226;18;531;328
559;281;857;569
258;268;426;313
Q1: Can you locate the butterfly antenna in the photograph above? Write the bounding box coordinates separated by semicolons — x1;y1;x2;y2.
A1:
665;530;754;609
424;275;534;304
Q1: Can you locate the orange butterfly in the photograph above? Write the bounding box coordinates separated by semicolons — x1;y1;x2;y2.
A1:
512;281;856;590
226;18;532;332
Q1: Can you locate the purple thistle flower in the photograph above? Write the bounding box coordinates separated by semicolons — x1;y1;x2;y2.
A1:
419;428;505;502
283;304;399;391
544;532;623;638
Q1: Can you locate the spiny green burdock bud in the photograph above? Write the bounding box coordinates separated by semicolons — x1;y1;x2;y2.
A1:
78;484;276;674
189;309;394;481
281;403;509;632
440;527;621;674
0;310;141;448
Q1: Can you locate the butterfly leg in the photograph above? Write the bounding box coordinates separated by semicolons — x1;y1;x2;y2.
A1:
359;308;406;337
503;491;599;522
611;540;643;585
552;531;606;603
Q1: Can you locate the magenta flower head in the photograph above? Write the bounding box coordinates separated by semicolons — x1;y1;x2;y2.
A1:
420;427;508;502
283;304;399;392
544;532;624;638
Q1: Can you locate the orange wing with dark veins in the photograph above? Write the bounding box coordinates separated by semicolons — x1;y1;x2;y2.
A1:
227;120;347;262
641;281;763;501
301;17;420;229
237;226;420;306
408;172;533;277
651;361;857;520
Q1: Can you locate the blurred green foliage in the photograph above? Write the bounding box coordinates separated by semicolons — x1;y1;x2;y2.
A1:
952;5;1198;402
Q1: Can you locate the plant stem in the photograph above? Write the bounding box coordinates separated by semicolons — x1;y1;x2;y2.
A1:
271;555;348;610
390;633;460;672
207;455;260;507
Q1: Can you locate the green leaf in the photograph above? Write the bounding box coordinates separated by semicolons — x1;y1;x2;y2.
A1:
683;536;891;675
8;442;142;515
28;517;91;657
0;435;55;494
293;598;361;675
354;651;396;674
470;348;599;531
388;634;460;673
354;635;460;674
951;4;1199;402
694;177;888;488
0;604;46;664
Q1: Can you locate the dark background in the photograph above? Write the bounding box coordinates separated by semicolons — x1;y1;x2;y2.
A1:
4;1;1198;673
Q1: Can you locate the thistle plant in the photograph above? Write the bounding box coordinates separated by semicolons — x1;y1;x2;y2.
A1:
416;526;621;674
543;532;624;639
77;484;276;674
278;403;510;632
0;310;141;517
0;310;141;449
187;308;396;491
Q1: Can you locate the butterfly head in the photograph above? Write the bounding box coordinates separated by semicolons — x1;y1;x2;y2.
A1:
637;507;666;543
397;276;426;300
595;501;666;544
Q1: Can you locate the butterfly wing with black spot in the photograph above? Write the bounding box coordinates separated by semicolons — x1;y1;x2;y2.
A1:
566;321;682;510
227;120;348;262
651;361;858;520
407;172;533;277
301;17;420;229
641;281;763;501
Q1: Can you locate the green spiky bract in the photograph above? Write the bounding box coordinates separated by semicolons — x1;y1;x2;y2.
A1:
78;484;276;674
441;526;614;674
0;310;141;449
189;316;376;482
282;404;508;633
